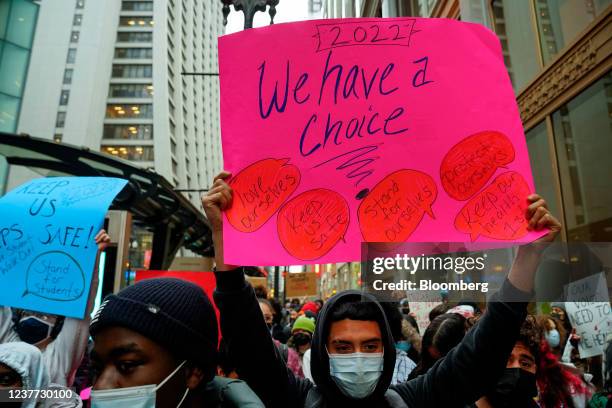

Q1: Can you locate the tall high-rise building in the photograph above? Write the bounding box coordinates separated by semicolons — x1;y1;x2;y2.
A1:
17;0;224;208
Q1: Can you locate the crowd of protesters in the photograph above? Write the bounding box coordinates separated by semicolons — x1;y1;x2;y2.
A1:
0;170;610;408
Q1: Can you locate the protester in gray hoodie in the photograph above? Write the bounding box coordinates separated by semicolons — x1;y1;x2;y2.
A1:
0;341;82;407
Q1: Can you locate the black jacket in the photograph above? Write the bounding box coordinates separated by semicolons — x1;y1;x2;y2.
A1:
203;376;266;407
213;268;531;407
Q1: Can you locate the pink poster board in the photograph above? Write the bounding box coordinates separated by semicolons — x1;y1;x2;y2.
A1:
219;18;545;265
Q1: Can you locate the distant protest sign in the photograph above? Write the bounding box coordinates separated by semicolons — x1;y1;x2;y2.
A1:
219;18;545;265
0;177;127;318
565;273;612;358
409;300;440;333
285;272;318;298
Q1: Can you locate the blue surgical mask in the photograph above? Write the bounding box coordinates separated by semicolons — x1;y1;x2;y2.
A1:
545;329;561;348
329;352;384;399
395;341;411;353
91;360;188;408
16;316;53;345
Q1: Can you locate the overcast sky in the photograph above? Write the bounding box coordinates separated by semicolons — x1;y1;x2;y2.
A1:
225;0;323;34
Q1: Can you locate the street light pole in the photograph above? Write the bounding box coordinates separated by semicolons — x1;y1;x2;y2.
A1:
220;0;280;30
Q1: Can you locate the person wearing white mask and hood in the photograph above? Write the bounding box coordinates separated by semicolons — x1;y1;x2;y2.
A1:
0;341;82;407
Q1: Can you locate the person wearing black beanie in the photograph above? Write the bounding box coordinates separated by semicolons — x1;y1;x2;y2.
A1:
89;277;265;408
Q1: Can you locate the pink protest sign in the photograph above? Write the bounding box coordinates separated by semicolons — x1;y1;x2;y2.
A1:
219;18;545;266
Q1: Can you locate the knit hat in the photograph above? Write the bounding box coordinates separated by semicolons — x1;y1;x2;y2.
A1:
90;278;218;382
301;301;319;315
0;342;49;392
292;316;315;334
550;302;566;310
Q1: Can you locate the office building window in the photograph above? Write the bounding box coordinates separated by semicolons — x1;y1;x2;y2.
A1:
417;0;437;16
103;145;154;161
121;1;153;11
70;30;79;43
105;103;153;118
552;72;612;241
56;111;66;127
63;68;73;84
73;14;82;26
491;0;540;92
59;90;70;106
0;94;20;132
119;16;154;27
127;224;154;269
116;32;153;42
535;0;611;65
66;48;77;63
103;124;153;139
108;83;153;98
114;47;152;59
3;0;38;48
112;64;152;78
54;133;62;143
0;44;29;98
525;121;559;219
76;0;85;9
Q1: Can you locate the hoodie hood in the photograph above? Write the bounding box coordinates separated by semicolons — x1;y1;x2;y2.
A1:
0;342;49;407
310;290;396;405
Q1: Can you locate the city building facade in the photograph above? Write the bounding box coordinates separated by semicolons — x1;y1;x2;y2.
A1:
324;0;612;243
16;0;224;212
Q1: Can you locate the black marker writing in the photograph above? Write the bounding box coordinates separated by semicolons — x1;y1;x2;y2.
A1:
412;56;434;88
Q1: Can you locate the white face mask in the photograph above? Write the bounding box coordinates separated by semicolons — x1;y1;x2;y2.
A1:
329;352;384;399
91;360;188;408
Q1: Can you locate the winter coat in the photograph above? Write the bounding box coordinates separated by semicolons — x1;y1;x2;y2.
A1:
213;268;531;408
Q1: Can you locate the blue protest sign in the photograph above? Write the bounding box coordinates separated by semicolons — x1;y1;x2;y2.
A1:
0;177;128;318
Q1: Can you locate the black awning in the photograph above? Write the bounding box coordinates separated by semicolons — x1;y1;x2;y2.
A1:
0;132;213;266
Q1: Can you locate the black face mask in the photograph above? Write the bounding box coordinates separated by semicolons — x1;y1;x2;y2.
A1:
291;332;312;347
15;316;53;345
487;368;538;408
550;311;565;322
